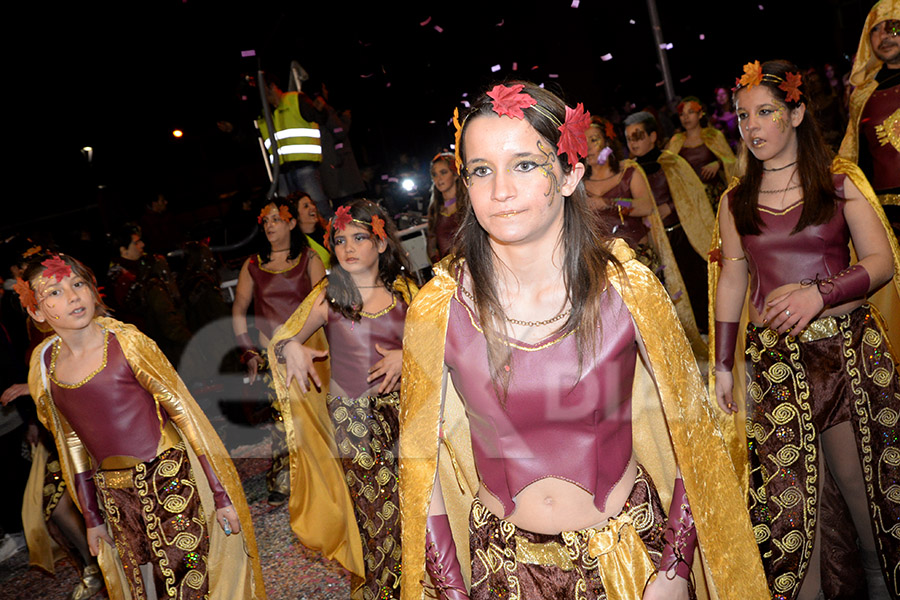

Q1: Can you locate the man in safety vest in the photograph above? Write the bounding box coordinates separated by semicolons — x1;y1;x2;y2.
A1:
258;73;334;218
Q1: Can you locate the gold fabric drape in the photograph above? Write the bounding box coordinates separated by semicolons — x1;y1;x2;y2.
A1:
267;276;418;597
21;441;66;573
28;317;266;600
399;241;770;600
666;127;739;183
658;150;717;258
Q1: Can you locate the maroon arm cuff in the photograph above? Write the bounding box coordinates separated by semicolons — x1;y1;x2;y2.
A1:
817;264;870;307
74;471;104;529
660;477;698;581
424;514;470;600
714;321;740;372
197;455;232;509
236;332;260;364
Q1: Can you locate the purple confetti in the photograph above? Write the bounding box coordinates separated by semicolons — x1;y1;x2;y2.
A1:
699;33;706;40
381;174;389;180
629;19;636;24
335;143;344;150
360;73;374;78
758;4;764;9
571;0;580;6
655;81;665;87
419;16;432;26
491;64;501;72
601;53;613;61
512;62;518;71
680;75;692;82
461;100;471;108
434;25;443;33
496;19;504;26
548;73;559;78
333;127;343;134
241;49;256;57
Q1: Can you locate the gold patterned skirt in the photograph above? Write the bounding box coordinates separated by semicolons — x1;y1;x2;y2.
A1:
94;443;209;600
327;391;402;600
744;304;900;600
468;463;694;600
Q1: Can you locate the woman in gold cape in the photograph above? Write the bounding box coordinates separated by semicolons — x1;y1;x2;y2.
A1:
28;316;266;600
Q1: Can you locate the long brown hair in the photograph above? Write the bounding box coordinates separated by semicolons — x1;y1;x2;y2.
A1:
426;152;469;252
731;60;838;236
452;80;621;397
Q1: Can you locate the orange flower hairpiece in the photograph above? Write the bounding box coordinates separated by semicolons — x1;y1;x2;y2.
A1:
257;206;269;224
323;220;332;251
41;255;72;282
333;205;353;231
453;107;464;173
22;245;42;258
370;215;386;241
13;277;37;313
487;83;537;119
557;103;591;168
779;72;803;103
278;204;293;222
739;61;763;89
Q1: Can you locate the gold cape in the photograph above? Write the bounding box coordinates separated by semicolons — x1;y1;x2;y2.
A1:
27;317;266;600
838;0;900;203
657;149;718;259
707;157;900;486
665;127;739;183
399;240;770;600
267;276;418;594
624;159;707;359
21;439;67;573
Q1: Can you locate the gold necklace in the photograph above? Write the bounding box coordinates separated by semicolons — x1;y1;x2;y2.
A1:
458;285;571;327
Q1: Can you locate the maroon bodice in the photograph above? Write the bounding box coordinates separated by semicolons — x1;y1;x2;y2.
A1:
595;167;649;248
679;144;718;181
444;283;636;518
248;249;312;339
324;295;408;398
860;86;900;192
48;332;166;468
647;169;678;227
737;174;851;314
434;208;462;259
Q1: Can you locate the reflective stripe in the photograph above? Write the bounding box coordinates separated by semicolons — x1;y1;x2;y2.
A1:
268;144;324;162
275;128;320;140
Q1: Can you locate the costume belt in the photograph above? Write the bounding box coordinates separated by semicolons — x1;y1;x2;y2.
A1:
97;421;181;472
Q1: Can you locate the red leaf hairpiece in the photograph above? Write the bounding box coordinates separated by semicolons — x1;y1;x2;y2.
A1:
41;256;72;282
487;83;536;119
371;215;386;241
739;61;763;89
334;205;353;231
779;72;803;103
13;277;37;313
605;121;616;141
557;103;591;168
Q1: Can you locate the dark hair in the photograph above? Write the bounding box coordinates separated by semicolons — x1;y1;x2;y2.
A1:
585;116;622;176
110;222;142;257
623;111;659;136
256;201;309;264
426;152;469;253
454;80;621;397
325;199;412;321
23;253;110;318
730;60;837;236
676;96;710;128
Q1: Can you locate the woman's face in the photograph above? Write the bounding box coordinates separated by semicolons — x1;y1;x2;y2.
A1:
462;114;583;248
260;205;295;247
332;222;385;276
431;159;458;198
716;87;729;106
295;195;319;234
679;105;702;130
735;85;805;164
586;125;607;162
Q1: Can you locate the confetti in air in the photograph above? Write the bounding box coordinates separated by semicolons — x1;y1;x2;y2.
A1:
434;25;443;32
571;0;580;6
512;62;518;70
548;73;559;78
419;16;432;26
629;19;636;24
241;49;256;57
601;53;613;61
491;64;502;72
699;34;706;40
462;101;471;108
680;75;692;82
496;19;504;26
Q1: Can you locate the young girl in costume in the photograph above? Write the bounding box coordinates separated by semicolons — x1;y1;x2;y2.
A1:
427;152;469;263
398;81;769;600
232;200;326;505
20;253;265;600
711;59;900;600
268;199;417;600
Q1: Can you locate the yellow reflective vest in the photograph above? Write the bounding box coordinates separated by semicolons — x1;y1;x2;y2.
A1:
258;92;322;164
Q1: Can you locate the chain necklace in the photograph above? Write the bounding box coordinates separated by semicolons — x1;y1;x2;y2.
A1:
458;285;571;327
762;161;797;172
759;183;801;194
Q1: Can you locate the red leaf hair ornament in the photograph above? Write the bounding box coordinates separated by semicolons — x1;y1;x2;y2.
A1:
779;72;803;103
371;215;386;241
487;83;536;119
557;103;591;168
334;205;353;231
41;256;72;283
13;278;37;313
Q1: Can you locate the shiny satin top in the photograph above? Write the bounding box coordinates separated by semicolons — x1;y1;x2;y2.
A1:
324;294;408;398
248;249;312;339
433;207;462;259
646;169;678;227
47;332;167;467
444;283;637;518
861;86;900;191
595;167;649;248
679;143;718;181
737;174;851;314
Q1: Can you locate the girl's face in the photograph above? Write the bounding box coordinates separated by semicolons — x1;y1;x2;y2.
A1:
586;125;608;162
260;205;295;246
716;87;729;106
296;195;319;234
679;105;702;130
333;222;385;276
463;114;583;248
31;271;96;330
431;159;458;197
735;85;805;164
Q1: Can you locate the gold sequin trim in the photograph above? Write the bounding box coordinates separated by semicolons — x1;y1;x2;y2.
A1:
798;316;839;343
514;536;576;571
256;254;302;274
878;193;900;207
454;290;574;352
874;107;899;151
360;295;397;319
96;469;134;489
758;200;804;216
49;329;109;389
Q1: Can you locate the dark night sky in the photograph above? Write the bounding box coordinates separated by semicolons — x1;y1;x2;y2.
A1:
11;0;879;234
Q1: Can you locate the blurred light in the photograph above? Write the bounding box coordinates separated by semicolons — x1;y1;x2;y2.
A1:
172;129;184;138
758;4;764;9
512;62;518;70
601;53;613;61
420;16;432;26
629;19;636;24
401;178;415;192
699;33;706;40
659;43;673;50
571;0;580;7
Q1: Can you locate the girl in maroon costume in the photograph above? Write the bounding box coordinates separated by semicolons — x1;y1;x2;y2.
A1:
427;152;469;263
275;200;416;600
714;59;899;600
